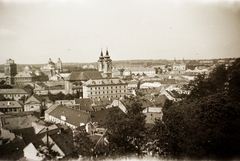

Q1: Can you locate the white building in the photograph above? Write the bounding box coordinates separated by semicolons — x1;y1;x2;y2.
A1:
82;78;128;99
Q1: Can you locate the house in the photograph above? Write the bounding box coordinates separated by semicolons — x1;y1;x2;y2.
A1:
0;101;24;113
55;100;74;107
24;126;73;160
34;81;65;95
23;142;45;161
73;98;94;112
14;71;37;84
42;128;74;158
24;94;43;112
143;107;163;127
0;88;29;101
92;98;112;111
109;97;155;114
45;104;91;129
0;112;39;130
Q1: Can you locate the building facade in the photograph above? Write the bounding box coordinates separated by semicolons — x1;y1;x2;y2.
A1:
82;78;128;99
172;59;186;75
0;89;29;101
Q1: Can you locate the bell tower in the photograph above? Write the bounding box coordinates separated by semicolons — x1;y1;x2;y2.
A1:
102;48;112;78
98;49;104;72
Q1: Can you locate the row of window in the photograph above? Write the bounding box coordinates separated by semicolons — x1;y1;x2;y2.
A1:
0;108;22;112
4;94;26;97
90;90;127;95
15;77;32;80
92;95;124;99
90;86;127;90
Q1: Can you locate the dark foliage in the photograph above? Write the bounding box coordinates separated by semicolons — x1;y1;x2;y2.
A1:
156;58;240;160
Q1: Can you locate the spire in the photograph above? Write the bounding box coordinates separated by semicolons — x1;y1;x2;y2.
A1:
106;47;109;56
100;48;103;57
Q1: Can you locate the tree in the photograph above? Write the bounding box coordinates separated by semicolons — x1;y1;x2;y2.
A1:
73;131;94;158
106;97;147;157
154;59;240;160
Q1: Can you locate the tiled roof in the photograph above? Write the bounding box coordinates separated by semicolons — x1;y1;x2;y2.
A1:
49;105;91;127
121;98;154;109
15;72;36;78
12;127;36;141
74;98;94;112
91;107;123;127
66;71;103;81
50;128;74;156
84;78;127;86
25;94;42;104
45;104;60;114
0;101;23;108
0;88;29;94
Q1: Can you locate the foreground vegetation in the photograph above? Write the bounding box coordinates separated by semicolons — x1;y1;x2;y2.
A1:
73;59;240;160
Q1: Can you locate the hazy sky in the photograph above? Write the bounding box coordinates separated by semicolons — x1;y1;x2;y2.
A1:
0;0;240;64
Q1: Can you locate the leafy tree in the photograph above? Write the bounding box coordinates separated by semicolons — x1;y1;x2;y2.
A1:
73;131;94;158
154;59;240;160
106;97;147;157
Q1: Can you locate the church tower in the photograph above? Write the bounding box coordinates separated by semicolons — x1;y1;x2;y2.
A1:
102;48;112;78
98;50;104;72
57;58;63;73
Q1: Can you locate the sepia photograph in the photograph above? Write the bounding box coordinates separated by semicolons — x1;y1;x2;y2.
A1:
0;0;240;160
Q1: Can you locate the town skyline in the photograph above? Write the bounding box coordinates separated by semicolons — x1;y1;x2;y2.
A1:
0;0;240;64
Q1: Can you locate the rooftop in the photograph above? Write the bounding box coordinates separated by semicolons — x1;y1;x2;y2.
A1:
48;105;91;127
0;88;29;94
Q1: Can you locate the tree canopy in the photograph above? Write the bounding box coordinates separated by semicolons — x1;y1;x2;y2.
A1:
159;58;240;160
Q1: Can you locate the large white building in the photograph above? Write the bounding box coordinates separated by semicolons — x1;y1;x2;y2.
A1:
82;78;128;99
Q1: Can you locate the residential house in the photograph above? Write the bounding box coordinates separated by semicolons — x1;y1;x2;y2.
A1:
23;125;73;160
45;104;91;129
24;94;43;112
0;101;24;113
143;107;163;127
73;98;94;112
0;112;39;130
109;98;155;114
0;88;29;101
34;81;65;95
92;98;112;111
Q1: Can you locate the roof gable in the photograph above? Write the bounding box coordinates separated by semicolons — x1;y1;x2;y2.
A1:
25;94;42;104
